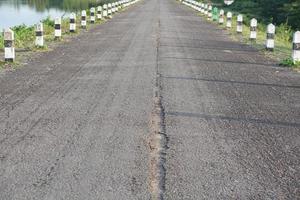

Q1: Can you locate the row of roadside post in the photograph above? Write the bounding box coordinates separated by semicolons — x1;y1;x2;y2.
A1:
3;0;140;62
181;0;300;64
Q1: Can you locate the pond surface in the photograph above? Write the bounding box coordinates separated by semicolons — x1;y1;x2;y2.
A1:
0;0;101;30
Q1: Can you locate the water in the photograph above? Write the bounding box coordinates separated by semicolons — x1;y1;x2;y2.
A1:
0;0;101;30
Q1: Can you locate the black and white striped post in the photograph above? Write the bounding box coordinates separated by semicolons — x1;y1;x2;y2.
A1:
237;14;243;33
204;4;208;15
207;5;212;20
70;13;76;33
226;12;232;28
111;3;114;14
3;28;15;62
197;2;201;11
108;3;112;18
90;7;95;23
115;2;118;12
250;18;257;40
266;23;275;51
292;31;300;63
115;2;119;12
113;3;116;13
81;10;87;29
97;6;102;20
54;18;61;38
219;9;224;24
200;3;203;13
35;22;44;47
103;4;108;18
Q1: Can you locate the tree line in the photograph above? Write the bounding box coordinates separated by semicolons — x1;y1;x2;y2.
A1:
211;0;300;30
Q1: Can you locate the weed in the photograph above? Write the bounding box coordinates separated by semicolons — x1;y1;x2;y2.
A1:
280;57;300;68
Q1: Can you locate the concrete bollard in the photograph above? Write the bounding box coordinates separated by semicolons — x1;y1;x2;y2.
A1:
113;3;116;13
103;4;108;18
35;23;44;47
219;9;224;24
198;2;201;12
81;10;87;29
97;6;102;20
3;28;15;62
108;3;112;18
204;4;208;15
266;23;275;51
237;14;243;33
90;7;95;23
200;3;203;13
54;18;61;38
292;31;300;63
111;3;115;13
226;12;232;28
207;5;212;20
116;2;119;11
70;13;76;33
250;18;257;40
115;2;119;12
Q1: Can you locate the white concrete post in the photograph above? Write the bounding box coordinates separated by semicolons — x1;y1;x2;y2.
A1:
108;3;112;18
200;3;203;13
193;1;197;10
103;4;108;18
70;13;76;32
204;4;208;15
237;14;243;33
90;7;95;23
250;18;257;40
54;18;61;38
113;3;116;13
35;22;44;47
3;28;15;62
115;2;119;12
292;31;300;63
194;1;197;10
266;23;275;51
97;6;102;20
226;12;232;28
219;9;224;24
111;3;114;13
81;10;87;29
116;2;119;11
207;5;212;20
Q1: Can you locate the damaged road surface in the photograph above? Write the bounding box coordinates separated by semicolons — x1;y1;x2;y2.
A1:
0;0;300;199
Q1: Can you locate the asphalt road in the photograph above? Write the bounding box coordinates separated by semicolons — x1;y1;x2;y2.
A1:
0;0;299;199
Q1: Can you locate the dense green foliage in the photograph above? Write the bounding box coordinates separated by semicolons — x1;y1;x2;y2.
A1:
210;0;300;30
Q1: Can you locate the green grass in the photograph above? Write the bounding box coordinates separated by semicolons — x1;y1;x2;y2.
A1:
279;57;300;68
0;9;112;69
0;10;108;50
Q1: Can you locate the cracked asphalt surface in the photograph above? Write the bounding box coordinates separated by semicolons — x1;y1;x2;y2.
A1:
0;0;299;199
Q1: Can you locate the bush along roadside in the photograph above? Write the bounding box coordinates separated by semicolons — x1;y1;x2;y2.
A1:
180;0;300;70
0;0;140;70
